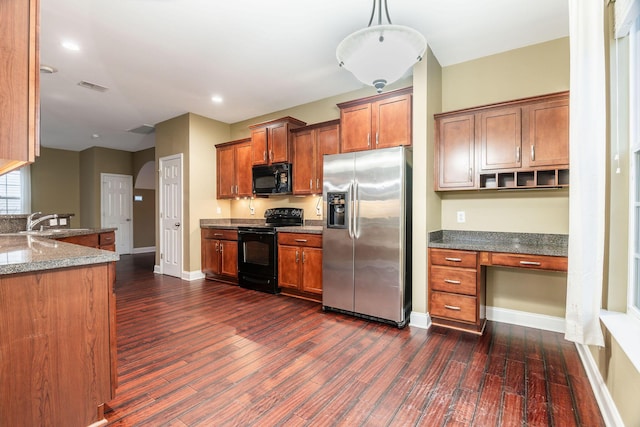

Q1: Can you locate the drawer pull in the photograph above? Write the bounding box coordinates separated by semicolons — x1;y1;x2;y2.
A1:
445;257;462;262
444;279;461;285
444;304;461;311
519;261;542;266
214;233;224;237
294;239;308;243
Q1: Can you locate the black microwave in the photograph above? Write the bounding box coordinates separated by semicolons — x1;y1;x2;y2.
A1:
252;163;293;195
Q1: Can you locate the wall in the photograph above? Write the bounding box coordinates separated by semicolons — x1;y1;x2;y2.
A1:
30;147;81;228
439;37;571;318
132;148;155;249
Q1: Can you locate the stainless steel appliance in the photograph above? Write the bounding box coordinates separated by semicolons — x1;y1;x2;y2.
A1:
252;163;293;195
238;207;303;293
322;146;412;327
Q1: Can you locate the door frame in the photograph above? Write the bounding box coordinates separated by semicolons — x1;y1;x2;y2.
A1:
100;173;133;255
158;153;184;277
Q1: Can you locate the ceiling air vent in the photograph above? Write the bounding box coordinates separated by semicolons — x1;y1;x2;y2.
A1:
127;124;155;135
77;80;109;92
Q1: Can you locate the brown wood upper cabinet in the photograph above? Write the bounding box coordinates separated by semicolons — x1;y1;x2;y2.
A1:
291;120;340;195
216;138;252;199
338;87;412;153
249;117;306;166
435;91;569;191
0;0;40;175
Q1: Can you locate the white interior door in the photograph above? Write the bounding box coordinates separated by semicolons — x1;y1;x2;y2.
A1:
101;173;133;255
159;154;182;278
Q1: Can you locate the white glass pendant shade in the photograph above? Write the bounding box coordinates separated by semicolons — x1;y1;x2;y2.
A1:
337;24;426;92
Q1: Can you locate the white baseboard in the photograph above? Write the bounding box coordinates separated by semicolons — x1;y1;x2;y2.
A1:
132;246;155;254
153;264;161;274
183;270;205;281
486;306;565;333
409;311;432;329
575;343;625;427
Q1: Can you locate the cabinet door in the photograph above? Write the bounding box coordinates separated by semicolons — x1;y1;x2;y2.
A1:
235;142;253;197
480;107;521;171
0;0;39;175
316;124;340;192
220;240;238;278
436;114;476;190
341;103;372;152
373;93;412;149
217;145;236;199
278;245;300;290
292;129;316;195
202;238;219;276
269;122;290;164
301;247;322;294
526;99;569;167
251;127;268;165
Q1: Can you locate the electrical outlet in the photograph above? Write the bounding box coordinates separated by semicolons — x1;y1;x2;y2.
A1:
456;211;466;223
216;207;221;214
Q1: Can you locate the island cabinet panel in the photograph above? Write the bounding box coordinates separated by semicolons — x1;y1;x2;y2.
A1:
216;138;252;199
0;0;40;175
292;120;340;195
249;117;306;166
277;232;323;302
0;263;116;427
338;87;412;153
56;231;116;251
201;228;238;284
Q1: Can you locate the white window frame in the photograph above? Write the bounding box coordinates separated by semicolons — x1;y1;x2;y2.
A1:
0;166;31;214
629;15;640;321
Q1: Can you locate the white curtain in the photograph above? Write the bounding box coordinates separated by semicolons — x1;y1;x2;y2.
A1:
565;0;606;346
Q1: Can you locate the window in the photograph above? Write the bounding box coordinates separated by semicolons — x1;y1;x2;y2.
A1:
0;167;31;214
630;14;640;318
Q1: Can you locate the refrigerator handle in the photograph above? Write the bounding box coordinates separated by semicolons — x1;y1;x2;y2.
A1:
348;180;355;239
351;180;360;239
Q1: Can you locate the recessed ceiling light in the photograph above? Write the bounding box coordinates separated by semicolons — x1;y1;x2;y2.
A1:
211;95;223;104
61;40;80;51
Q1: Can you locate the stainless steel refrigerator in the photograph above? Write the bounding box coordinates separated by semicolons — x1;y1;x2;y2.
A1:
322;146;412;327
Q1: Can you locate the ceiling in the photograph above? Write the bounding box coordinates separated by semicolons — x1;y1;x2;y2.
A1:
39;0;569;153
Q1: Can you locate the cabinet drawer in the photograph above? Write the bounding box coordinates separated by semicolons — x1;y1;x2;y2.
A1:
430;292;477;323
278;232;322;248
99;232;115;245
489;253;567;272
430;266;477;296
58;233;99;248
429;248;477;268
202;228;238;241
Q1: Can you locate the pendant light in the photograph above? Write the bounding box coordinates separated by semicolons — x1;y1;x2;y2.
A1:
336;0;427;93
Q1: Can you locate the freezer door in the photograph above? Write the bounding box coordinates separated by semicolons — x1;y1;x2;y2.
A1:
322;152;356;312
353;147;407;322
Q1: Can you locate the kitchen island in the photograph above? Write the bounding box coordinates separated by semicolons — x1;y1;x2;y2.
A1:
0;233;119;427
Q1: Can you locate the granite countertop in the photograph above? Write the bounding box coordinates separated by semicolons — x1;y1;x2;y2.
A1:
0;234;119;275
428;230;568;257
200;219;323;235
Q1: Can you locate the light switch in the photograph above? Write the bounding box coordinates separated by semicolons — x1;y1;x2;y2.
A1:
457;211;466;223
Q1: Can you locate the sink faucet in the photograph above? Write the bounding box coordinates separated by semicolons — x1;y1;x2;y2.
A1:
26;212;58;231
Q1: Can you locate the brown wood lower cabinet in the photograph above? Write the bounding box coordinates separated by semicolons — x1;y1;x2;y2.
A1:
278;232;322;302
56;231;116;252
0;262;116;426
201;228;238;284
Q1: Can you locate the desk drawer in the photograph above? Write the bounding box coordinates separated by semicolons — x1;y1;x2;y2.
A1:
430;248;477;268
489;253;568;272
430;265;477;296
430;292;477;323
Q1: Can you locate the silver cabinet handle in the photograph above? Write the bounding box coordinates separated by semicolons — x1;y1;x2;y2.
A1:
263;151;267;161
316;178;320;190
310;179;313;189
220;244;223;253
269;150;273;161
295;250;299;263
375;132;379;146
531;145;535;161
444;279;461;284
445;257;462;262
516;146;520;162
214;233;224;236
520;261;542;266
444;305;461;311
367;133;370;147
468;168;472;182
294;239;307;243
302;251;306;263
215;242;219;252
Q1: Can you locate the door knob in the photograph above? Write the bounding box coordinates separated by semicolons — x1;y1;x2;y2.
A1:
175;222;181;227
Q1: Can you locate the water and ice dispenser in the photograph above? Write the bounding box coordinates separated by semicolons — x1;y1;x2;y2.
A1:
327;192;348;229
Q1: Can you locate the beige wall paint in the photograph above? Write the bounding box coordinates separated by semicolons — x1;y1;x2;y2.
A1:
30;147;82;228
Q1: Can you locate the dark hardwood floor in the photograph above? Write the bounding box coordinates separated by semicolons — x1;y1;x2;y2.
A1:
106;253;604;426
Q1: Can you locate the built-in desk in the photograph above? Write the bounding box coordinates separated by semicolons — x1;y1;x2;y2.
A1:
428;230;568;334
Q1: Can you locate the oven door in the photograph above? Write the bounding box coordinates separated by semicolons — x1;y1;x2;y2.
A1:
237;229;276;277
